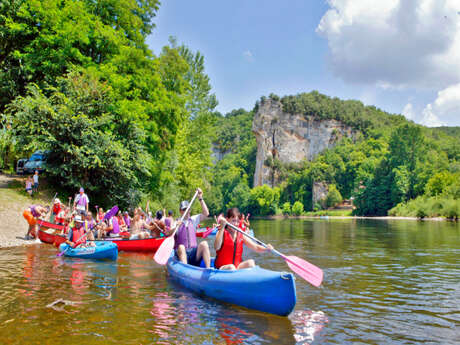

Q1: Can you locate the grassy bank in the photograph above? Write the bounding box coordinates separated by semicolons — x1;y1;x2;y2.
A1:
389;197;459;219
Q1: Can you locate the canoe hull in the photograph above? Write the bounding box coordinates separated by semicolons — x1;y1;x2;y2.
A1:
59;242;118;260
38;229;67;247
167;256;296;316
98;237;165;252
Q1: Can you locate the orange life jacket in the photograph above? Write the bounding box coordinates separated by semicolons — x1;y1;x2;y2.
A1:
215;229;244;269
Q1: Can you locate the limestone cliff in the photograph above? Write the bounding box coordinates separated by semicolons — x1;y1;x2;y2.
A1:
253;98;356;187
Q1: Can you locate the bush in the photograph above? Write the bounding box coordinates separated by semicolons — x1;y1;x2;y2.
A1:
292;201;304;216
281;202;291;215
326;184;343;208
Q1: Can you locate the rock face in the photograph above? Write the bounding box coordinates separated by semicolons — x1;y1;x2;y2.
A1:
312;182;328;208
253;98;356;187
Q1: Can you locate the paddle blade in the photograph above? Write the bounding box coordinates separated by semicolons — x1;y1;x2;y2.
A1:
284;255;323;287
154;236;175;265
103;206;119;221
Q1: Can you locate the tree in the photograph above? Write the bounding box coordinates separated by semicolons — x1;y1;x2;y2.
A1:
326;184;343;208
248;185;280;215
7;71;149;209
425;171;457;196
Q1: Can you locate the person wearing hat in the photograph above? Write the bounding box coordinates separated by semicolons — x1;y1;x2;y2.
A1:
50;198;61;223
65;215;95;247
175;188;211;268
73;187;89;215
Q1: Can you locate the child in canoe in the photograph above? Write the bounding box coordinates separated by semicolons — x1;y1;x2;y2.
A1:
215;208;272;270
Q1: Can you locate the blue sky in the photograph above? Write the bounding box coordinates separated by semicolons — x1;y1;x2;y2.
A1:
147;1;460;126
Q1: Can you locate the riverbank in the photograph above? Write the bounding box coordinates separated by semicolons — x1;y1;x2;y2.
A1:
0;174;53;248
253;214;448;221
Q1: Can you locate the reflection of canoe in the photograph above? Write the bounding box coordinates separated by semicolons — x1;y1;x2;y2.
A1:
167;256;296;316
59;242;118;260
97;237;165;252
38;229;66;247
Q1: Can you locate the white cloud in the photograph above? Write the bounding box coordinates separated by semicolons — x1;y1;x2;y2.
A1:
243;50;254;62
402;102;416;120
421;83;460;126
317;0;460;89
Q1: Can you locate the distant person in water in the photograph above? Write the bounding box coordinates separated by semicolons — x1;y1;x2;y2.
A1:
174;188;211;268
23;205;49;239
73;187;89;215
215;208;272;270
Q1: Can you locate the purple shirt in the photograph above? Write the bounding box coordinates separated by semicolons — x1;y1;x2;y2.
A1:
174;216;199;250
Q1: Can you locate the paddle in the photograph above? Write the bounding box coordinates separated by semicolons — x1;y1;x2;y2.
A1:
154;190;199;265
223;220;324;287
56;206;118;257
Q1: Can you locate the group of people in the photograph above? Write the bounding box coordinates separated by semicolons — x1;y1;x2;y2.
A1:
23;186;274;271
24;171;39;196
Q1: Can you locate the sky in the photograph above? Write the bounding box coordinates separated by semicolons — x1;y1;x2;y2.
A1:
147;0;460;127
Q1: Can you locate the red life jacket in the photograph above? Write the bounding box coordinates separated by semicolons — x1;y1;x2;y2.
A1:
215;229;244;269
71;227;86;247
53;204;61;215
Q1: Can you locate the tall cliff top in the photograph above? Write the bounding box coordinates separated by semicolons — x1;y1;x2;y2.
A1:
255;91;407;136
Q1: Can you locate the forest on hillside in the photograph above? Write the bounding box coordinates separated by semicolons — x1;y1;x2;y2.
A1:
0;0;458;218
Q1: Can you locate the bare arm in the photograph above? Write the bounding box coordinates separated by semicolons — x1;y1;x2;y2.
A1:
197;188;209;219
214;223;225;251
243;236;272;253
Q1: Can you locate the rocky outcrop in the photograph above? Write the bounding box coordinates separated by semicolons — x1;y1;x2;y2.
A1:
253;98;356;187
312;182;328;208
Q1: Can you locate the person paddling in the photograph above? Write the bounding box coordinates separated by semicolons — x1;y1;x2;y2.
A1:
175;188;211;268
215;208;272;270
73;187;89;215
65;215;95;248
23;205;49;239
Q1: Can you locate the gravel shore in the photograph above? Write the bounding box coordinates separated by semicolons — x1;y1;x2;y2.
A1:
0;174;51;248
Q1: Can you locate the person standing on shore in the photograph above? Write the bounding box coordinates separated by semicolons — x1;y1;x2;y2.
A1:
25;176;33;196
23;205;49;239
33;171;39;194
73;187;89;215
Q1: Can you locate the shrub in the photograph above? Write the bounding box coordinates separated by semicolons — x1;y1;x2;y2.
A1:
292;201;304;216
326;184;343;208
281;202;291;215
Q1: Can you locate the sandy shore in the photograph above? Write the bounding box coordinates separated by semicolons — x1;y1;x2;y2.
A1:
0;174;51;248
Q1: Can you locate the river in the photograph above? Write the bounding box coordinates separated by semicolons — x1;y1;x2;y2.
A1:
0;219;458;344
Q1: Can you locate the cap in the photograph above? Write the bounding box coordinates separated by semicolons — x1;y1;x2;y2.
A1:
79;187;84;193
74;215;84;223
179;200;189;211
168;210;173;216
54;198;61;204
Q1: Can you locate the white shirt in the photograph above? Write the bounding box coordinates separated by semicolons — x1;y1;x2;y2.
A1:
33;174;38;183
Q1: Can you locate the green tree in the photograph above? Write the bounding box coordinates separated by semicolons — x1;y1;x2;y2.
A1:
326;184;343;208
7;71;148;209
248;185;280;215
425;171;457;196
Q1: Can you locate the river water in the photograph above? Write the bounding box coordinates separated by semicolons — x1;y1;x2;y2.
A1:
0;219;458;344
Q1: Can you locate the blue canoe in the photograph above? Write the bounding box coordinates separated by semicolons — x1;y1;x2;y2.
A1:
59;242;118;260
167;256;296;316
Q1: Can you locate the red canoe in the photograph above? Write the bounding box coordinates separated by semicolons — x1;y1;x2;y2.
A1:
98;237;166;252
37;229;67;247
37;220;65;232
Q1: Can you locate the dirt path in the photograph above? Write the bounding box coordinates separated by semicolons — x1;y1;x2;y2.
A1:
0;174;51;248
